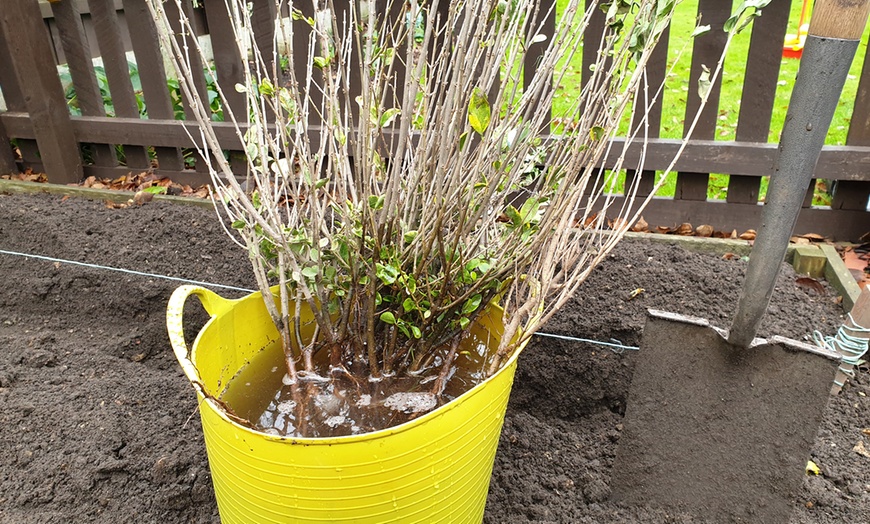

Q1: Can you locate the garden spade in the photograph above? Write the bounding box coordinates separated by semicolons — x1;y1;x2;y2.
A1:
611;1;870;522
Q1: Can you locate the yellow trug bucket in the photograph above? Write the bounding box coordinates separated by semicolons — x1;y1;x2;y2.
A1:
166;285;524;523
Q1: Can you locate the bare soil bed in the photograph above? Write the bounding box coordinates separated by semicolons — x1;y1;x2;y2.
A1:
0;191;868;523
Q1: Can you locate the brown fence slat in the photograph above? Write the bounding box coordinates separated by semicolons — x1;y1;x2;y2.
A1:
204;0;246;117
728;0;791;204
87;0;150;169
676;0;732;201
523;0;557;125
51;0;119;169
624;24;671;199
0;117;17;174
833;36;870;212
0;19;41;174
165;0;212;175
1;1;82;183
122;0;183;172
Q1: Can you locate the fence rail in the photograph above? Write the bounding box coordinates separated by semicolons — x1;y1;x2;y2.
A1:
1;0;869;240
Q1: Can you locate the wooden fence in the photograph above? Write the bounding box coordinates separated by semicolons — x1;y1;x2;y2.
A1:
0;0;869;240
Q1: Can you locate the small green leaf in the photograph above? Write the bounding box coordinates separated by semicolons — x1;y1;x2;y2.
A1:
698;64;712;100
410;325;422;339
459;132;469;151
691;24;711;37
380;311;396;325
403;297;415;313
231;219;246;230
376;263;399;285
258;80;275;97
403;230;418;244
140;185;166;196
313;56;330;69
468;87;491;135
379;108;401;128
462;294;482;315
458;317;470;330
368;195;385;210
590;125;605;141
301;266;318;279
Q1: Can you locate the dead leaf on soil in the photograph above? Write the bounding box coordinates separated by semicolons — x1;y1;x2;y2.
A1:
739;229;757;241
862;428;870;437
695;224;714;237
795;277;825;295
730;229;738;239
799;233;827;242
632;216;648;232
806;460;821;475
791;236;811;245
675;223;693;236
722;252;738;260
853;440;870;459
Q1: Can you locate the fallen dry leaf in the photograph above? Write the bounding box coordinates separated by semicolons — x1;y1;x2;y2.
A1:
739;229;757;240
799;233;826;242
722;252;738;260
133;191;154;205
861;428;870;437
853;440;870;459
695;224;713;237
795;277;825;295
730;229;738;239
675;223;693;236
631;216;649;232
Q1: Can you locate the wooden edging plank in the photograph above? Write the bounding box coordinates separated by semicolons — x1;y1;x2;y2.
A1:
820;244;863;311
0;178;212;209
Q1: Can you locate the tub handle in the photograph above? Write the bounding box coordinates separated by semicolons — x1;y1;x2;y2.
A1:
166;285;234;388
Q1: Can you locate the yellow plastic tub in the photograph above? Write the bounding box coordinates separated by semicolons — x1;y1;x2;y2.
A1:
166;285;524;523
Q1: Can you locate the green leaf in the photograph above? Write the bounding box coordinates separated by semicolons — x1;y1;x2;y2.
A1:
724;0;771;33
468;87;491;135
231;219;246;230
462;294;482;315
504;204;523;228
379;108;401;128
403;230;418;244
368;195;385;210
143;186;167;195
458;317;470;330
410;325;422;339
313;56;331;69
376;263;400;285
691;24;711;37
459;132;469;151
380;311;396;325
589;125;605;141
301;266;318;279
258;80;275;97
698;64;712;100
403;297;415;313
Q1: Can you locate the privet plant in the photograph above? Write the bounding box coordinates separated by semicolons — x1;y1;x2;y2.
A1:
148;0;762;436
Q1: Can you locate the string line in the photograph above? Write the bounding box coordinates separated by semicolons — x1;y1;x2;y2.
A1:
0;248;640;353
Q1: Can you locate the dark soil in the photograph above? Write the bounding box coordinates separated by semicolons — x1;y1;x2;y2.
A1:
0;191;867;523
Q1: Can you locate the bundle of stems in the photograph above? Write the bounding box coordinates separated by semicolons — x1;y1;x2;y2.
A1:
148;0;760;413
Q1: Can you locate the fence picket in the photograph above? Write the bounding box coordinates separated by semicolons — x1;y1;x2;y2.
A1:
1;1;81;183
729;0;792;205
624;25;671;200
122;0;184;172
51;1;119;169
834;34;870;212
87;0;150;169
676;0;731;202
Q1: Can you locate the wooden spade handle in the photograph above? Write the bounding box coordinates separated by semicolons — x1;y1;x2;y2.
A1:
809;0;870;40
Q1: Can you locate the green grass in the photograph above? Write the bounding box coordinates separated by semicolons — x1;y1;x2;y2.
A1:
551;0;870;204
